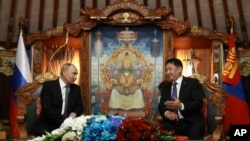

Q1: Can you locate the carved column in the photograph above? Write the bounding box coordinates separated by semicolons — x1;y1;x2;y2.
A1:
80;31;91;115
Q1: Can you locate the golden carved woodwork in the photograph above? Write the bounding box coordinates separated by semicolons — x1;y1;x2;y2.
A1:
16;80;39;120
23;0;230;116
16;73;58;122
63;0;189;37
190;26;230;45
24;26;65;46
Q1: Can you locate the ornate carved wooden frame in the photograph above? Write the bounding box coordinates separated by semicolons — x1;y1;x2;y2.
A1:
16;72;58;122
24;0;229;115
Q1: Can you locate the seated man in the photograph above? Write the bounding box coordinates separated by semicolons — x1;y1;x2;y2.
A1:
158;58;205;140
30;63;83;136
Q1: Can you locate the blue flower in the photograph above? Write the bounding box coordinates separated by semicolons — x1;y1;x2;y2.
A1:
82;114;125;141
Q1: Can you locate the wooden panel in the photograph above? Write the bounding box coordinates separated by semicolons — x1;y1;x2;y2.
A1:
195;0;202;27
169;0;174;14
156;0;161;8
80;31;91;115
173;36;212;49
143;0;148;6
25;0;31;19
53;0;59;27
38;0;45;31
208;0;217;30
106;0;110;6
222;0;230;33
67;0;73;23
10;0;16;17
182;0;188;21
236;0;248;43
93;0;97;8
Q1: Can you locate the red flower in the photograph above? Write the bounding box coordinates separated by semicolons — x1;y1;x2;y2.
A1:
116;118;175;141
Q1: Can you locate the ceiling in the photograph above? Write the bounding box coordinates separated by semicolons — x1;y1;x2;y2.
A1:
0;0;249;48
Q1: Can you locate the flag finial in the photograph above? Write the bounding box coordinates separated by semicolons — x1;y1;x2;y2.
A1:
18;17;24;33
230;16;235;34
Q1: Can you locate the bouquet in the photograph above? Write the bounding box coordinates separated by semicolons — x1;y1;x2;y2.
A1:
28;115;92;141
28;114;125;141
28;115;176;141
116;118;175;141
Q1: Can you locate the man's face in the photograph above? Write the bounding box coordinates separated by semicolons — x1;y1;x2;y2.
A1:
63;65;78;85
165;63;182;81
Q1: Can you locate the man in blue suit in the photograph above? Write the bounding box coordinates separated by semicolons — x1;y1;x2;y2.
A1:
158;58;205;140
31;63;83;136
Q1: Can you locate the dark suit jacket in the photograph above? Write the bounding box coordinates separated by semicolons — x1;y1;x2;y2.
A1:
31;79;83;135
158;76;205;123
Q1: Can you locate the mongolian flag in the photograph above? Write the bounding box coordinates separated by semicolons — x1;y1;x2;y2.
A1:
9;31;32;138
222;33;250;132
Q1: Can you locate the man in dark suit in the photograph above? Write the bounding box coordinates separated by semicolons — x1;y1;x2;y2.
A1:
158;58;205;140
30;63;83;136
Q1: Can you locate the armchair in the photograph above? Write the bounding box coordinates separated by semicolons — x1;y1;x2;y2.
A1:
16;72;58;138
157;73;228;141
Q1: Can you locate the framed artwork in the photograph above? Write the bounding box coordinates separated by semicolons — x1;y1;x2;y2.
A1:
213;48;219;63
238;49;250;76
0;50;15;76
90;25;163;118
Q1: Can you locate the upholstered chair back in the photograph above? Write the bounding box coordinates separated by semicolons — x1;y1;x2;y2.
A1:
16;73;58;137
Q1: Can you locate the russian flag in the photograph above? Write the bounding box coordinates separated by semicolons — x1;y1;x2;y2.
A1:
9;31;32;138
222;33;250;132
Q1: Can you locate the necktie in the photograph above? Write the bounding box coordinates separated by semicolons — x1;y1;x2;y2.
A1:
63;85;69;117
172;82;178;115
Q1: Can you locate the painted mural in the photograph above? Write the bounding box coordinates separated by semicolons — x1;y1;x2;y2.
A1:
91;25;163;118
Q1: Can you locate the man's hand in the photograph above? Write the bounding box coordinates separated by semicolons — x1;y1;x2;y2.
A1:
164;98;182;110
165;111;179;121
68;112;77;118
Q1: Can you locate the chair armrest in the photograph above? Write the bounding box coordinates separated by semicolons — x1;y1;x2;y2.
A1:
17;115;26;124
212;116;225;140
212;124;224;140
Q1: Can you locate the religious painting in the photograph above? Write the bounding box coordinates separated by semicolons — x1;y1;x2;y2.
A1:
0;49;15;76
91;25;163;118
238;49;250;76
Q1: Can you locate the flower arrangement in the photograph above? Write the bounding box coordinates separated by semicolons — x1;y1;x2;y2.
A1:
28;114;125;141
28;115;92;141
116;118;175;141
28;115;176;141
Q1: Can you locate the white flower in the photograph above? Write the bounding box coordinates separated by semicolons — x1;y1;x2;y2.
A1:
51;127;67;136
61;131;80;141
29;115;101;141
27;135;46;141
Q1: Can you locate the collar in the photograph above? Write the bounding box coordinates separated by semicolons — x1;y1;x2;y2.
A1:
59;77;67;88
174;76;183;85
